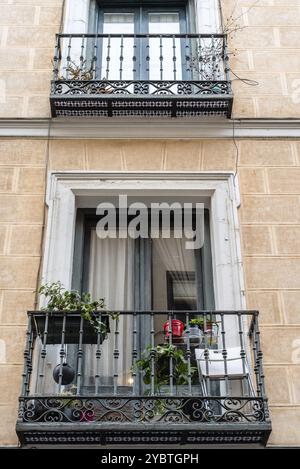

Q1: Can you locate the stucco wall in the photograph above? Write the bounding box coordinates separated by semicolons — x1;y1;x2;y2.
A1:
0;0;63;118
0;0;300;118
0;137;300;445
223;0;300;118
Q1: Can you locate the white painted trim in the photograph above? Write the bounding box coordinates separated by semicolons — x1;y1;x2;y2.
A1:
42;171;245;316
1;118;300;139
62;0;221;35
195;0;221;33
63;0;90;34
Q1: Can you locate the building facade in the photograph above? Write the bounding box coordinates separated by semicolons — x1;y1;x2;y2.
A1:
0;0;300;448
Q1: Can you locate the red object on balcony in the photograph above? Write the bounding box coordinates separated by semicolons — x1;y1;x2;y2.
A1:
164;320;185;338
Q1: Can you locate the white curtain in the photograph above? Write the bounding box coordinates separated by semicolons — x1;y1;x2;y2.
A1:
87;230;134;389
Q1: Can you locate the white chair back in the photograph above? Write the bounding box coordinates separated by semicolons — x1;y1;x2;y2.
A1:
195;347;248;377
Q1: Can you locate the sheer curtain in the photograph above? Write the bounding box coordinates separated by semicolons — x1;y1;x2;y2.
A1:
86;230;134;390
152;236;198;345
153;237;197;308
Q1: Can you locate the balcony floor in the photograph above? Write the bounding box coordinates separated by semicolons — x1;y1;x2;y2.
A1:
16;421;271;447
50;80;233;118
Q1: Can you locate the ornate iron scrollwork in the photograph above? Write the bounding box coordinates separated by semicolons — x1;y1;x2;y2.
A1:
20;396;267;424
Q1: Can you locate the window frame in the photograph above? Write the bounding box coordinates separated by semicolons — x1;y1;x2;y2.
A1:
90;0;195;33
41;172;244;315
72;207;215;311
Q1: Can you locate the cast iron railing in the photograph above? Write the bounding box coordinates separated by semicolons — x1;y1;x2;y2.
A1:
50;33;233;117
17;310;271;446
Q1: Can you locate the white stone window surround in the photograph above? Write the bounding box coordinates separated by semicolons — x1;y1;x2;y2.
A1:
63;0;221;34
42;171;245;318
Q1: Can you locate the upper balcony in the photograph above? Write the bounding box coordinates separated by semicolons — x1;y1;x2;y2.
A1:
50;33;233;118
16;310;271;447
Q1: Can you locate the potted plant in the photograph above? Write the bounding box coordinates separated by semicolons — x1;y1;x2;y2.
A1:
35;281;116;344
135;344;197;395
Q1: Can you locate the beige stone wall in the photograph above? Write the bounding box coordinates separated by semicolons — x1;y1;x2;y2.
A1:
222;0;300;118
0;137;300;445
0;138;47;445
1;0;300;118
0;0;63;118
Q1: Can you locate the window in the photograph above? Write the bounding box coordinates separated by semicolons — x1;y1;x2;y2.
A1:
71;203;214;393
91;3;188;81
35;174;244;398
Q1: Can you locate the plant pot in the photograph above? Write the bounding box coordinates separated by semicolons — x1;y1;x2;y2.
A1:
163;320;185;338
183;326;203;345
33;313;110;345
203;323;219;346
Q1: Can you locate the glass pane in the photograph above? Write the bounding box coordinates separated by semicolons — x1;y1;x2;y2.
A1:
102;13;135;80
148;12;182;80
152;236;198;345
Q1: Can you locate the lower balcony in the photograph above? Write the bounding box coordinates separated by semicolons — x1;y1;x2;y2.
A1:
16;311;271;447
50;34;233;118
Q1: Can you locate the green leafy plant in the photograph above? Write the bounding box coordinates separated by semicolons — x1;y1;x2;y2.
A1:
189;317;220;329
135;344;197;394
38;281;118;336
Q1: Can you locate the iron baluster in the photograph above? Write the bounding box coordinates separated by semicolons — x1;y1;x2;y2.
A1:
53;35;60;81
113;316;120;396
132;35;137;77
57;313;67;394
211;35;217;81
80;35;85;79
185;312;192;395
159;35;163;81
132;312;137;395
198;35;203;80
106;35;111;80
253;313;266;397
203;312;211;395
119;35;124;81
146;34;150;77
224;34;232;93
66;35;72;80
21;313;33;397
253;314;270;421
172;35;177;81
251;315;261;396
150;312;155;396
26;317;35;396
185;34;192;80
95;312;102;395
168;312;174;396
76;315;84;395
92;35;98;80
238;312;249;397
37;312;49;394
220;313;229;397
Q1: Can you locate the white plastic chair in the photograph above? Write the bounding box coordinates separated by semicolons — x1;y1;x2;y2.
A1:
195;347;255;396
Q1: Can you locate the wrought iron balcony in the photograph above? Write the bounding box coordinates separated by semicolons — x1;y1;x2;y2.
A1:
16;310;271;447
50;33;233;118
